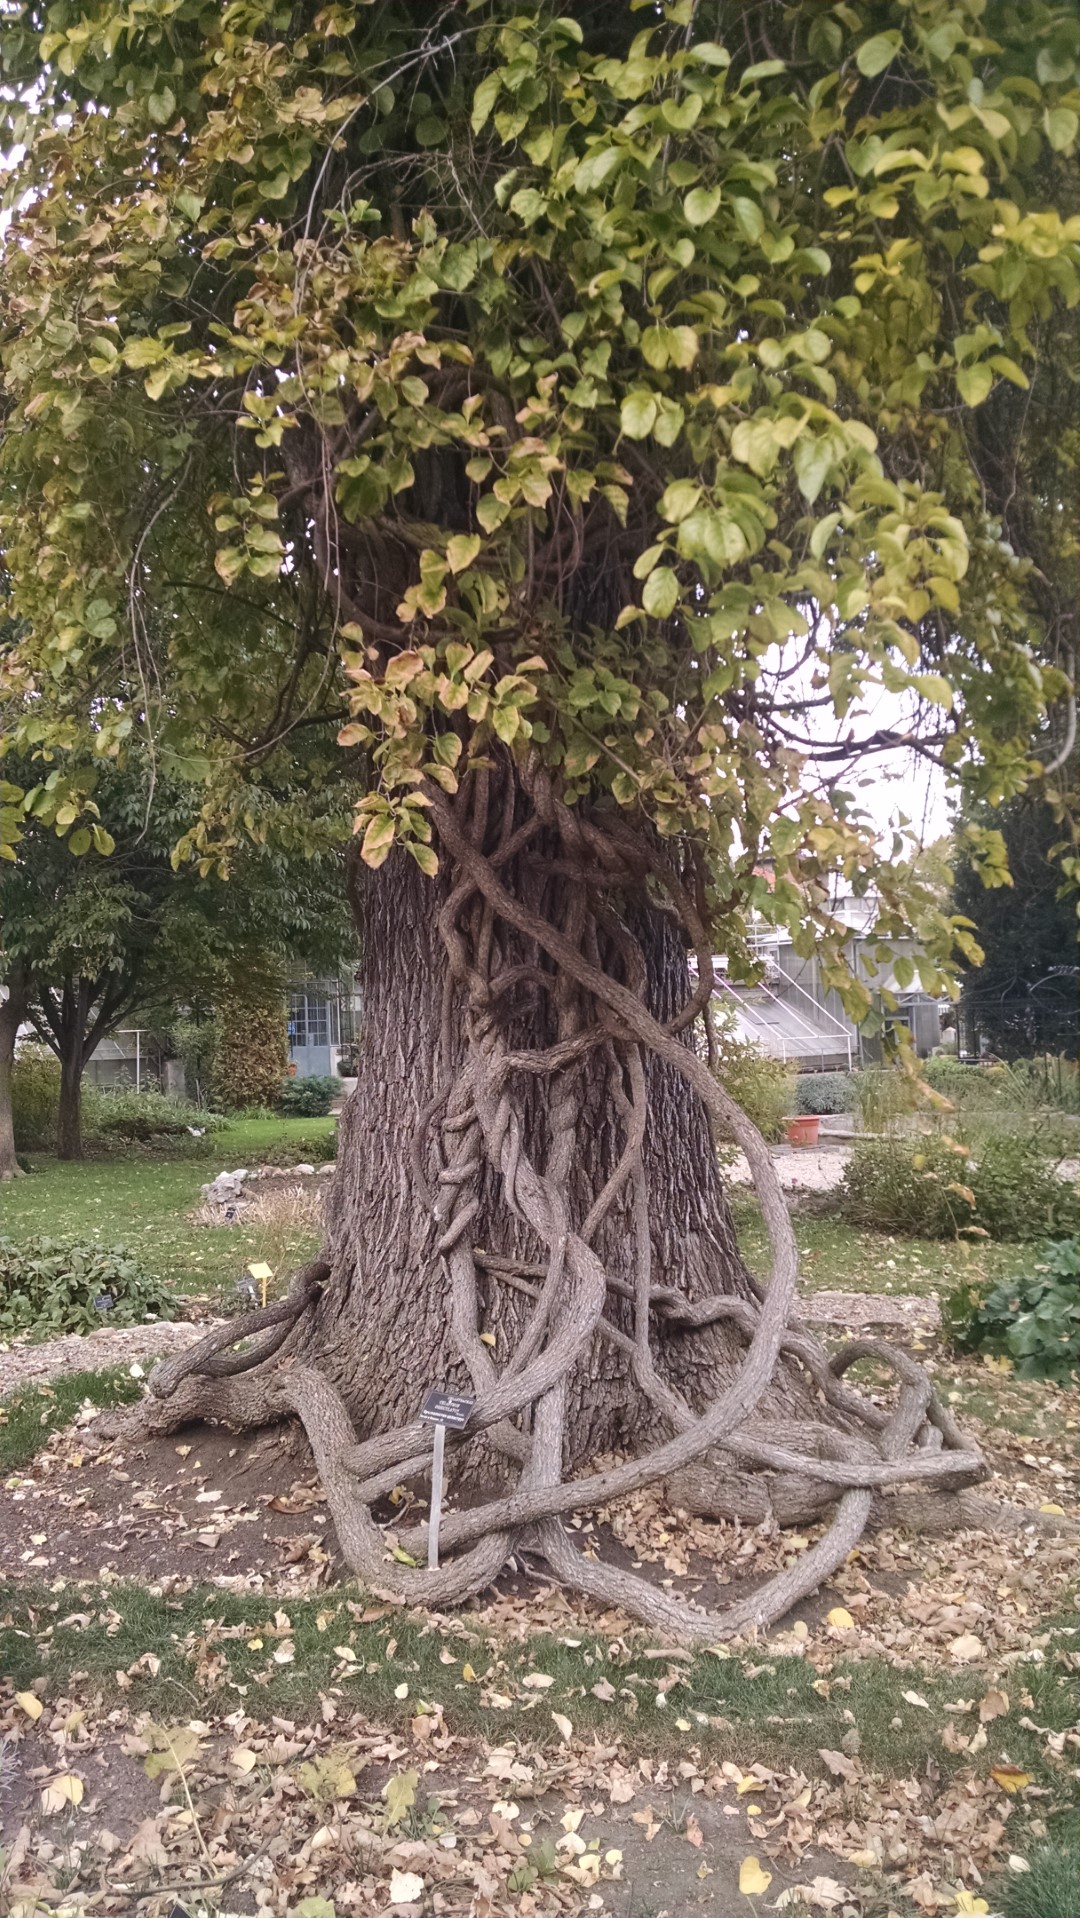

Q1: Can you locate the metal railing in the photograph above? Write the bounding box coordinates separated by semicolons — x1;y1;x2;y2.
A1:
716;974;854;1072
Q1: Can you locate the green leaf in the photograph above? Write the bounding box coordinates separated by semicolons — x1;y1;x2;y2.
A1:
1044;107;1078;154
793;436;833;504
657;478;701;523
683;185;722;227
414;115;446;147
810;512;842;561
146;86;176;125
446;533;481;573
620;391;657;439
856;31;902;77
406;841;440;877
471;73;500;134
956;362;993;407
642;568;679;618
914;673;953;710
730;418;779;476
731;197;764;243
67;827;91;855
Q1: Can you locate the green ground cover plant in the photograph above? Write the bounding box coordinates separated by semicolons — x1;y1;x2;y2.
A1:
945;1237;1080;1380
0;1237;175;1340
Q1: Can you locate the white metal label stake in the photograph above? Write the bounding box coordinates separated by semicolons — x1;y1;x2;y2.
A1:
420;1387;477;1571
428;1422;446;1571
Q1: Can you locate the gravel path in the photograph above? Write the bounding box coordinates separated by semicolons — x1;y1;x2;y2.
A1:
728;1145;849;1192
0;1320;213;1400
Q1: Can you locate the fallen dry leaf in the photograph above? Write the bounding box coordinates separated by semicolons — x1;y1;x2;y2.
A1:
41;1774;84;1814
389;1867;425;1904
991;1764;1031;1794
551;1711;573;1741
979;1687;1009;1723
739;1854;772;1896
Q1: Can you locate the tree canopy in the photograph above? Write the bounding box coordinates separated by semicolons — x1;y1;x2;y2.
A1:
1;0;1076;1023
3;0;1077;1642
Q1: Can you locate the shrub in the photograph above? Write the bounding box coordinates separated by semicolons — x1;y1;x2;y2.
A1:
84;1086;228;1143
714;1042;796;1146
924;1053;1080;1118
851;1065;921;1135
944;1238;1080;1380
0;1236;175;1340
258;1126;337;1167
213;961;289;1110
11;1044;60;1151
279;1074;338;1118
838;1128;1072;1242
795;1072;854;1116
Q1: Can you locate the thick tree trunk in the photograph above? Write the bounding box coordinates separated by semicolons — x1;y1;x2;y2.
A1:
308;843;771;1478
0;982;27;1181
142;782;990;1633
56;1047;84;1162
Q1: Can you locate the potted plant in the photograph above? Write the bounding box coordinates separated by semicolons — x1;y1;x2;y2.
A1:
786;1113;821;1147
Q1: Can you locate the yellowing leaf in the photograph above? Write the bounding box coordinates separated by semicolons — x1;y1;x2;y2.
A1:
247;1262;273;1282
41;1773;84;1814
383;1767;419;1829
991;1765;1031;1794
15;1691;44;1721
1039;1502;1065;1516
462;1662;477;1682
739;1855;772;1896
826;1607;855;1630
954;1896;990;1915
445;533;481;574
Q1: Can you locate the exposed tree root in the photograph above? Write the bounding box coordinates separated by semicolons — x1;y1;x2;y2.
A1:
143;763;1031;1638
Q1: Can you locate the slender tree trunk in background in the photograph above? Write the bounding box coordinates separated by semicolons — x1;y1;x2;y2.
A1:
56;1046;85;1162
0;976;28;1180
311;844;789;1481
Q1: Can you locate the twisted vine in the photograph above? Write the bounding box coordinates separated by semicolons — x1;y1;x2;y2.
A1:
147;760;998;1638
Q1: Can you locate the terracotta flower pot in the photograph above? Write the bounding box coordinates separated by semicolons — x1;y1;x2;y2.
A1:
786;1114;820;1148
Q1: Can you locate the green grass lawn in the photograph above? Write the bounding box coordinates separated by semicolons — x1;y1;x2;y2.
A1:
3;1120;1041;1307
728;1186;1033;1298
1;1116;332;1296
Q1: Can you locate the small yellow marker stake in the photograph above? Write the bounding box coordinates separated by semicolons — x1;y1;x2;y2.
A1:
248;1262;274;1309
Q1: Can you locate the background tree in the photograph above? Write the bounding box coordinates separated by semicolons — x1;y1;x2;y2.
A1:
954;797;1078;1057
211;958;291;1112
1;0;1077;1634
0;754;352;1158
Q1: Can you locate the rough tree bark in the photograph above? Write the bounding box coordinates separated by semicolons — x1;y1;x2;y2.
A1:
145;760;999;1639
0;968;29;1181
